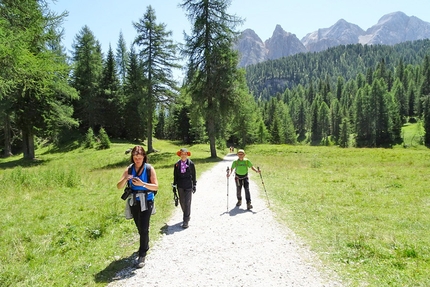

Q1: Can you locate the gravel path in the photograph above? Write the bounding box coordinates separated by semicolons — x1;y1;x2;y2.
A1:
107;154;344;287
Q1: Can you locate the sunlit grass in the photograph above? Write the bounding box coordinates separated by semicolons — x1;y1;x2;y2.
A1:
0;140;222;286
1;126;430;286
248;144;430;287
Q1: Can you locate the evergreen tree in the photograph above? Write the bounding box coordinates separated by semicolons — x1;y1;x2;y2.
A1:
320;75;332;105
391;78;407;123
336;76;344;100
355;85;374;147
173;103;192;143
306;79;316;103
296;98;308;140
389;89;402;143
123;47;145;140
395;58;407;88
97;127;111;149
100;45;122;137
83;127;95;148
372;79;393;146
180;0;243;158
71;25;104;132
1;0;78;159
421;55;430;97
339;116;350;148
0;11;28;156
257;121;269;144
155;106;166;139
115;31;129;85
310;95;322;144
391;78;409;130
417;55;430;122
270;110;283;144
423;95;430;146
366;67;374;85
228;70;263;147
281;103;297;144
407;80;417;117
133;5;180;152
330;99;342;143
319;101;331;145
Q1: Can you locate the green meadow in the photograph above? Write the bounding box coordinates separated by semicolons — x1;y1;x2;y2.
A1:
1;128;429;286
247;144;430;287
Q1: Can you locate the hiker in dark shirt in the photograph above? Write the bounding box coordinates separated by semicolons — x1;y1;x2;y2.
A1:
173;148;197;229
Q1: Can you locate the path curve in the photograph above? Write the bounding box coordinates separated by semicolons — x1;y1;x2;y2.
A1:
107;154;344;287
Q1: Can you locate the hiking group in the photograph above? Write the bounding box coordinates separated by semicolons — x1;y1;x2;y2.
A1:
116;146;260;268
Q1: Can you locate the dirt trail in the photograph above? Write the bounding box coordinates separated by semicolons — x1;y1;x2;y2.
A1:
107;154;343;287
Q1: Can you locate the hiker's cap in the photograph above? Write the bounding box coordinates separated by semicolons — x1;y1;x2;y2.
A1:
176;148;191;157
237;149;245;155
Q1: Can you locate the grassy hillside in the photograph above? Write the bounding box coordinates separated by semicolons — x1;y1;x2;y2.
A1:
1;127;429;286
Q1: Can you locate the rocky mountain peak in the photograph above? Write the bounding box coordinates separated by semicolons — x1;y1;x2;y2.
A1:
301;19;364;52
234;11;430;67
234;29;267;67
264;25;306;60
360;11;430;45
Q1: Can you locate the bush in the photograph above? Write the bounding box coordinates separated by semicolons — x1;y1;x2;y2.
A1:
83;128;95;149
97;128;111;149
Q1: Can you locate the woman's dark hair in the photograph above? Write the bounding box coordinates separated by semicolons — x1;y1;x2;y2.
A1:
130;145;147;164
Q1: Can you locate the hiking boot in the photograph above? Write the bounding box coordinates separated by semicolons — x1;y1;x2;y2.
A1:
247;202;253;210
182;221;189;229
236;200;242;206
136;256;145;268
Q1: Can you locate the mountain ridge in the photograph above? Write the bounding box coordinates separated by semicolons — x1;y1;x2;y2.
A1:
235;11;430;67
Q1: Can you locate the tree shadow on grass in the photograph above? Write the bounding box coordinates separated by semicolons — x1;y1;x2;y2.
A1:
94;252;138;284
0;157;48;170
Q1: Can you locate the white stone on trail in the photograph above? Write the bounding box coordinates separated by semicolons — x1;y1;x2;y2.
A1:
107;154;344;287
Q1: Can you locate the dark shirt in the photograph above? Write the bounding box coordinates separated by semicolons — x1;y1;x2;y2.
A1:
173;159;196;189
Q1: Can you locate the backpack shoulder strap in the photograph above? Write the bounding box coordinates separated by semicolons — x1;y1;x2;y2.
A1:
145;163;157;195
127;163;134;175
145;163;152;183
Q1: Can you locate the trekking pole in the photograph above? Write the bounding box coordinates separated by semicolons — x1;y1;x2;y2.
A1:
226;166;230;212
257;167;270;207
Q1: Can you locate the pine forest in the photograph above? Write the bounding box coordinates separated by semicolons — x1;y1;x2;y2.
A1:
2;1;430;160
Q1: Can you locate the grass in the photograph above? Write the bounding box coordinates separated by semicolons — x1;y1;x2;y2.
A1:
0;139;222;287
247;143;430;287
1;125;429;286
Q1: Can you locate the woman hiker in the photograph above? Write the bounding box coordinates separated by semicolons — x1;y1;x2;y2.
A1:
227;149;260;210
173;148;197;229
116;145;159;268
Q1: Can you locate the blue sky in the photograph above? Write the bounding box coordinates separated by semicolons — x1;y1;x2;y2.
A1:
51;0;430;54
51;0;430;79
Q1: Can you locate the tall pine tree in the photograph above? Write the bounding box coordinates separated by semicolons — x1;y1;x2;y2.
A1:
133;5;180;152
71;26;103;132
1;0;77;159
180;0;243;158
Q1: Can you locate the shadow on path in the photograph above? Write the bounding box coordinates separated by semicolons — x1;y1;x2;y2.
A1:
159;221;185;236
94;252;138;284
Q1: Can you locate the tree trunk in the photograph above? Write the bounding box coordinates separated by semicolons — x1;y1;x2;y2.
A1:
147;120;153;153
22;128;35;160
3;113;13;157
207;116;217;158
